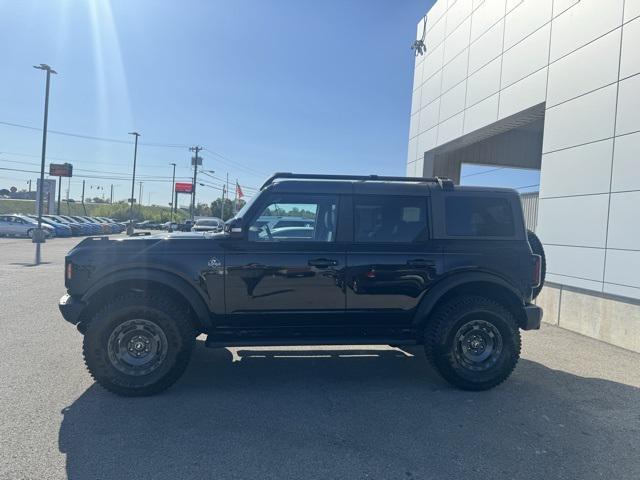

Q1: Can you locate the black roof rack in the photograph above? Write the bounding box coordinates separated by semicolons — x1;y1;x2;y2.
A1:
260;172;454;191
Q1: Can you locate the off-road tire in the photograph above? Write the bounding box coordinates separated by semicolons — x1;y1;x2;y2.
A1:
424;295;521;391
83;292;195;396
527;229;546;299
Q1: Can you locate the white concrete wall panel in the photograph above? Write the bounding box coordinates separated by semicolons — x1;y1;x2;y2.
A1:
539;139;613;198
407;137;418;163
411;88;421;115
537;194;609;248
441;49;469;92
439;81;467;121
544;244;606;284
604;249;640;290
550;0;624;62
463;93;499;134
542;84;617;153
466;57;501;106
546;29;621;107
409;112;419;140
553;0;579;17
503;0;552;51
444;18;472;64
615;73;640;136
498;67;547;119
422;43;445;83
620;17;640;79
420;70;443;109
426;0;448;28
501;23;550;88
471;0;506;41
625;0;640;23
469;20;504;74
605;191;640;251
425;15;447;50
446;0;473;36
418;98;440;134
611;131;640;192
413;60;424;92
437;112;464;145
417;127;438;155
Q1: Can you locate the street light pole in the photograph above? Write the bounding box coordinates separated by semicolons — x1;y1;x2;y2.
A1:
127;131;140;235
33;63;57;265
170;163;176;223
189;145;202;220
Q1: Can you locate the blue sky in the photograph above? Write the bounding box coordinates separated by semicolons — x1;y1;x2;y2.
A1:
0;0;537;206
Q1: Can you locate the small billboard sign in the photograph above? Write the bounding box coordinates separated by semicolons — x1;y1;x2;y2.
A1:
175;182;193;193
49;163;73;177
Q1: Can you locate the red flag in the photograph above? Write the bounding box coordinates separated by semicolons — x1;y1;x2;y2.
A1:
235;182;244;199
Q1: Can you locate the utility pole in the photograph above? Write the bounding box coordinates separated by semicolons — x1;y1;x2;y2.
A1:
33;63;56;265
57;177;62;215
81;180;86;215
110;184;114;203
189;145;202;220
66;177;70;213
225;173;229;220
127;132;140;235
170;163;176;223
138;181;143;216
28;180;32;192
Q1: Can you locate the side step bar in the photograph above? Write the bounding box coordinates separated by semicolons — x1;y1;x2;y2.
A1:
204;336;420;348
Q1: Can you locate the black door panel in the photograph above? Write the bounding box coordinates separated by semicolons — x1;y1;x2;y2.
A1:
224;246;346;327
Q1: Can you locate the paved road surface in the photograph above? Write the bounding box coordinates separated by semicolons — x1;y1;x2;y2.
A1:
1;237;639;479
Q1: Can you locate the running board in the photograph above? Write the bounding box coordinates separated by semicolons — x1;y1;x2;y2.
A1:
204;336;420;348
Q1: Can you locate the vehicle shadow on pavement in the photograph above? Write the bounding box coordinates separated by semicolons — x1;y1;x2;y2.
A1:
59;342;640;480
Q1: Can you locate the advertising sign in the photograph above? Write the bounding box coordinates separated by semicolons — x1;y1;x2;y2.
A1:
49;163;73;177
175;182;193;193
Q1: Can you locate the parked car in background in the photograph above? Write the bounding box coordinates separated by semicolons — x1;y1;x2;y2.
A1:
163;221;179;231
55;215;93;235
69;216;102;235
44;215;84;236
27;215;72;237
176;220;194;232
191;217;224;232
0;214;54;238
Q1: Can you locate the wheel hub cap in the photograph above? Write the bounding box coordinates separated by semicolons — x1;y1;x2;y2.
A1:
454;319;503;372
107;319;168;376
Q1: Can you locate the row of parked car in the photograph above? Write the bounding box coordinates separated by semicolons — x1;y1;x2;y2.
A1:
0;213;126;238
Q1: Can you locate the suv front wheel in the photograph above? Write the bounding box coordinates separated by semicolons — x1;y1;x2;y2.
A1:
82;292;195;396
424;295;521;391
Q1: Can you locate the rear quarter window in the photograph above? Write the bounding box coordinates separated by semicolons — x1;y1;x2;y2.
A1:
445;196;515;237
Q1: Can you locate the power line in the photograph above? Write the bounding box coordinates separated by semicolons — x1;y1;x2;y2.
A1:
515;183;540;190
1;120;268;179
0;120;188;148
461;167;505;178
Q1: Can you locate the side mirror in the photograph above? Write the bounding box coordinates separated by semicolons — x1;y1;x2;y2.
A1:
224;217;244;238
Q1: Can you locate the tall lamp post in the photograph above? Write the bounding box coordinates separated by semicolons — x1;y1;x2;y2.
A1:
33;63;57;265
170;162;176;223
127;131;140;235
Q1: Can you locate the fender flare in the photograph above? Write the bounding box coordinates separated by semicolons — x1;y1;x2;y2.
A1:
81;268;213;328
412;271;525;327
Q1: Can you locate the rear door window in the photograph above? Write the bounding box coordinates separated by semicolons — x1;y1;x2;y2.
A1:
445;196;515;237
354;196;427;243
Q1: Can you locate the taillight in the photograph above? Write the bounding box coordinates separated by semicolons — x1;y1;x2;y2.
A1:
66;261;73;281
531;254;541;288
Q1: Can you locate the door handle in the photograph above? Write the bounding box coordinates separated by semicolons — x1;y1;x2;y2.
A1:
406;259;435;268
308;258;338;268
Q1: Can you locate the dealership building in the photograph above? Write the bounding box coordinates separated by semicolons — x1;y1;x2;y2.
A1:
407;0;640;351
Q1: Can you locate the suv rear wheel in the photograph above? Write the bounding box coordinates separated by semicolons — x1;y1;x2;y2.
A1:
83;292;195;396
424;295;521;391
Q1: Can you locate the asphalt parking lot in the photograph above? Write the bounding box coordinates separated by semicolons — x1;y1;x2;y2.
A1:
0;236;639;480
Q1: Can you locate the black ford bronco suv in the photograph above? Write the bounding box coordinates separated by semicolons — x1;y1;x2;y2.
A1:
60;173;545;396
